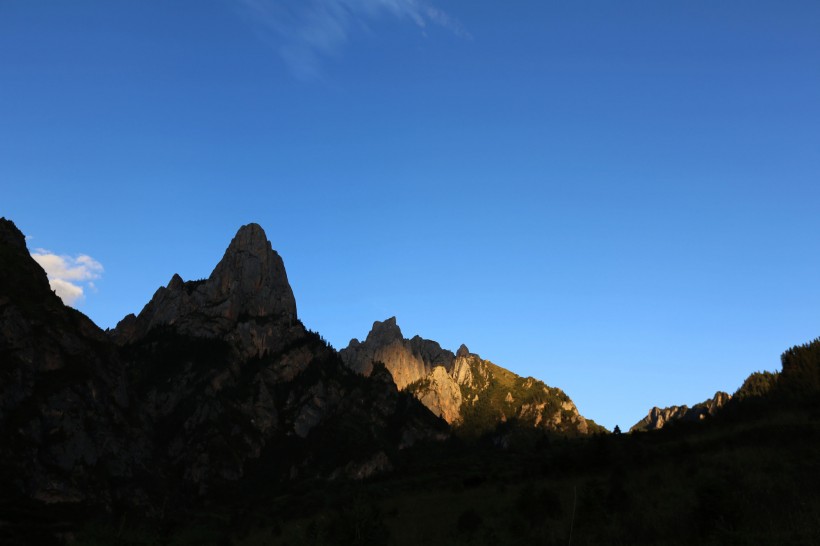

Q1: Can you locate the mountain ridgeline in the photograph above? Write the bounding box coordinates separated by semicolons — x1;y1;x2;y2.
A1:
0;219;601;509
629;337;820;432
2;217;820;544
630;391;732;432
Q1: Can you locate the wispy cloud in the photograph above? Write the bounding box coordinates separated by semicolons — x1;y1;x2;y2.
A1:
239;0;469;79
31;250;103;307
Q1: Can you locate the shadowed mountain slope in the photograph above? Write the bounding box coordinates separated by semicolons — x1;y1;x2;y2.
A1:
0;218;150;507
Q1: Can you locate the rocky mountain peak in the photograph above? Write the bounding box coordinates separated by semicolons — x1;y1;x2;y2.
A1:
206;223;296;321
111;223;297;345
456;344;470;358
365;317;403;344
340;317;455;390
167;273;184;291
630;391;732;432
228;222;269;253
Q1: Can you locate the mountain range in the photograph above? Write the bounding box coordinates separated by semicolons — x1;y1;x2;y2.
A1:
2;218;819;544
0;219;605;507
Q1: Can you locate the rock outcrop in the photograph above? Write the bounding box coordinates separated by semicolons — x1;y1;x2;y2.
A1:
342;318;600;436
413;366;463;423
630;391;732;432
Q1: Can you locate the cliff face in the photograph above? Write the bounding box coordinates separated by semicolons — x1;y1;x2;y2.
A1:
340;317;454;389
412;366;463;424
342;320;599;436
630;391;732;432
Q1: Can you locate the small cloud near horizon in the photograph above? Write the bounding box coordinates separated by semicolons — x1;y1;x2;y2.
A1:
31;250;103;307
239;0;469;79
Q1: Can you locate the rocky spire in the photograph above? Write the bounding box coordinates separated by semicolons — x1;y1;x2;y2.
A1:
112;223;296;344
203;223;296;321
364;317;403;345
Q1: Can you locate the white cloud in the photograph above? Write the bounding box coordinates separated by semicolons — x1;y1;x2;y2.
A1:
48;278;86;306
239;0;468;79
30;249;104;307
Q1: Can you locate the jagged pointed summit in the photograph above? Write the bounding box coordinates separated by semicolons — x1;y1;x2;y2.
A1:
207;223;296;321
364;317;403;344
112;223;296;345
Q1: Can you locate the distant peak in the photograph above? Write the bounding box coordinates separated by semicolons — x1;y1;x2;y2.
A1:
456;344;470;358
114;223;298;344
167;273;184;290
204;223;295;320
366;317;403;343
237;222;264;233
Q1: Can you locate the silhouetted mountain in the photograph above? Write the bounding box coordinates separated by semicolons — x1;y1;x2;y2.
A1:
0;218;150;507
631;338;820;433
630;391;731;432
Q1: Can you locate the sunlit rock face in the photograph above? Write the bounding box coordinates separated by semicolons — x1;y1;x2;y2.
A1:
414;366;463;423
630;391;732;432
340;317;455;390
342;319;598;435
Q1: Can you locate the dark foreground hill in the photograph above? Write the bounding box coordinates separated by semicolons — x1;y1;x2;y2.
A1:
79;341;820;546
75;388;820;545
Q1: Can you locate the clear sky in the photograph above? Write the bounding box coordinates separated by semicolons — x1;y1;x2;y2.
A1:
2;1;819;430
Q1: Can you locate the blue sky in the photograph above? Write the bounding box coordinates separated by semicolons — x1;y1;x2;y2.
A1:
2;0;819;430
